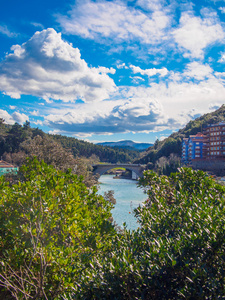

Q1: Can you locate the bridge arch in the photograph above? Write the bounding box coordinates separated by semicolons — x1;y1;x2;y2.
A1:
92;164;145;179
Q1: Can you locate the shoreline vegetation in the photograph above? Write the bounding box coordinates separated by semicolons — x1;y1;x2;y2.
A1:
0;158;224;299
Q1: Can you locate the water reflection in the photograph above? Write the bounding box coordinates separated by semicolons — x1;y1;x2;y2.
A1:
98;175;147;230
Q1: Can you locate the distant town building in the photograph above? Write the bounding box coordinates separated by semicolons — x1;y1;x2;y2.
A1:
182;133;207;163
182;121;225;164
203;122;225;159
0;160;18;176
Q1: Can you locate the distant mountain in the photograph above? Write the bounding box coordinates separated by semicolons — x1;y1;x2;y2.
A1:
97;140;153;151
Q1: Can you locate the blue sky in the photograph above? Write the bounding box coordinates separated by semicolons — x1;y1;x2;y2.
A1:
0;0;225;143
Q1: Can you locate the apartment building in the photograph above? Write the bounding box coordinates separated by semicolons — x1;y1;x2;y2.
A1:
182;133;207;163
182;121;225;163
203;122;225;159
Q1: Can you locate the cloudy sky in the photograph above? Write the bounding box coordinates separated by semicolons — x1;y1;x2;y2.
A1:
0;0;225;143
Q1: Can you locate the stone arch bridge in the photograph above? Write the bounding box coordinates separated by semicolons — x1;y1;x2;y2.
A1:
92;164;146;180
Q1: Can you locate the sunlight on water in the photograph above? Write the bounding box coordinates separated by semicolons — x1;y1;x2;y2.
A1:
98;175;147;230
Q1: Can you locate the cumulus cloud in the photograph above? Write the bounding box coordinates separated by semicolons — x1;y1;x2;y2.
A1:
44;72;225;136
0;109;28;125
182;62;213;80
57;0;170;45
12;112;29;124
0;28;116;102
173;12;224;58
44;87;167;134
56;0;225;62
130;65;168;77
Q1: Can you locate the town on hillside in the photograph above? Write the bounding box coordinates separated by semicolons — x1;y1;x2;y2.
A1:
182;121;225;176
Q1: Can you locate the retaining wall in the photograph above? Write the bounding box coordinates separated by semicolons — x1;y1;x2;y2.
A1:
192;160;225;176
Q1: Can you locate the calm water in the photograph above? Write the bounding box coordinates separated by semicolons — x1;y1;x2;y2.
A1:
98;175;147;230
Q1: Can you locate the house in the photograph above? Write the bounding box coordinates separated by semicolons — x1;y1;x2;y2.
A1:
0;160;18;176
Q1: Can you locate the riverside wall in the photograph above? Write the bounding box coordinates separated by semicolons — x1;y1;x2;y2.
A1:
192;159;225;176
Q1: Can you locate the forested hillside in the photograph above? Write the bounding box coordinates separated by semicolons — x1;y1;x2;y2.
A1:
0;119;140;165
136;105;225;166
52;135;140;163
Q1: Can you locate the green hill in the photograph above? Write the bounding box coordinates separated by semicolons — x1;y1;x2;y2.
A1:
135;105;225;165
0;119;140;165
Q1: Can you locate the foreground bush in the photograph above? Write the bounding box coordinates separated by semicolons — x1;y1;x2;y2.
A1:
0;158;115;299
80;168;225;299
1;165;224;299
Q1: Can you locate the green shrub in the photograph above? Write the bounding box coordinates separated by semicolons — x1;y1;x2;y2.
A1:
0;158;115;299
79;168;225;299
1;164;224;299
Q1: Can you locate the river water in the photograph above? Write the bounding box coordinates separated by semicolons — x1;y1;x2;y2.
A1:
97;175;147;230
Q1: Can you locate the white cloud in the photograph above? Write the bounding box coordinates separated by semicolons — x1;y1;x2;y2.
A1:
116;62;128;69
173;12;224;58
32;120;43;125
96;66;116;74
136;0;165;11
219;52;225;62
182;62;213;80
30;110;40;116
31;22;44;29
0;110;14;124
130;65;168;77
215;71;225;77
0;109;29;125
57;0;170;45
159;135;168;141
56;1;225;62
41;70;225;136
130;76;145;84
0;24;17;38
0;28;116;103
12;112;29;124
219;7;225;13
44;87;166;134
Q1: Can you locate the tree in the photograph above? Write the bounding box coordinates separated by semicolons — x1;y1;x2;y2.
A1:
0;158;116;299
155;153;181;175
0;118;5;130
20;135;76;171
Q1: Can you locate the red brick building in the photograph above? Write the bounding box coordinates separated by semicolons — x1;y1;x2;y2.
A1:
203;122;225;160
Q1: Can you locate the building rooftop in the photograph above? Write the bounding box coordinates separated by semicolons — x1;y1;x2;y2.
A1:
190;132;206;138
0;160;16;168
